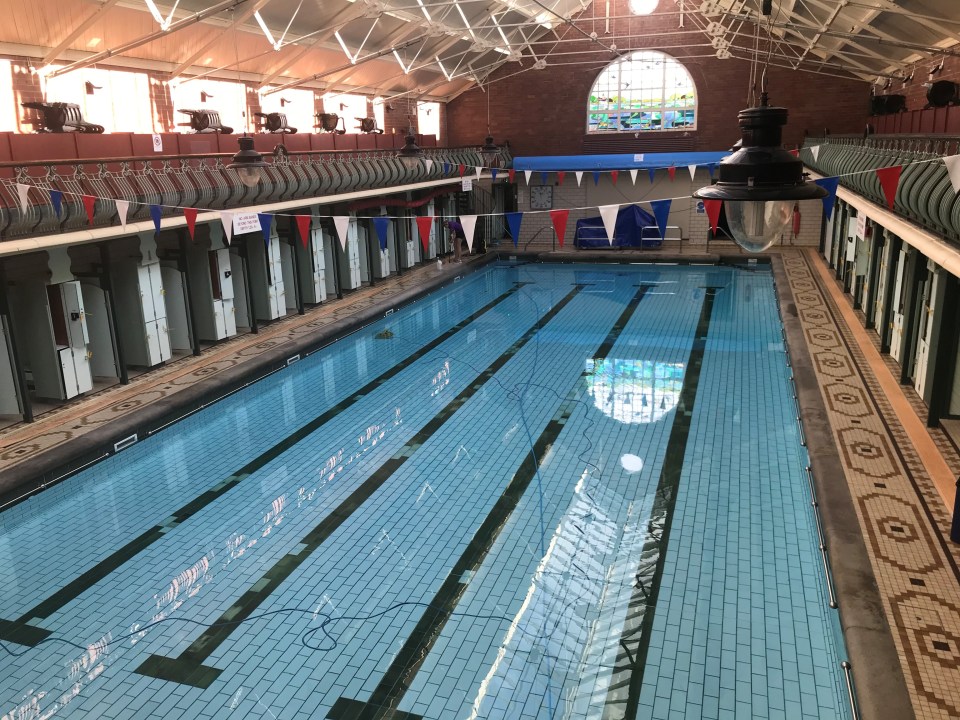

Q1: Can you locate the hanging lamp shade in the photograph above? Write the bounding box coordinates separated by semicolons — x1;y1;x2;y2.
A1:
397;130;423;170
693;96;826;252
227;135;269;188
480;135;501;168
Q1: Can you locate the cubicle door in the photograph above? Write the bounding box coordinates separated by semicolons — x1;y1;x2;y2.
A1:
160;266;191;352
890;249;907;362
914;264;937;396
873;234;892;332
80;282;118;380
0;317;20;415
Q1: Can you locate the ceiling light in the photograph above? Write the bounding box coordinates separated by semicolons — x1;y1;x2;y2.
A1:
228;136;268;188
693;95;826;253
397;122;423;170
480;135;500;167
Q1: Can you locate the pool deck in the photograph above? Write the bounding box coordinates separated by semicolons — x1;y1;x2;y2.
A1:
2;246;959;720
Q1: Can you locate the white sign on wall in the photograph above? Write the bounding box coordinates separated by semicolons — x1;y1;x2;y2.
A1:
233;212;261;236
856;213;867;239
461;178;473;192
152;134;163;153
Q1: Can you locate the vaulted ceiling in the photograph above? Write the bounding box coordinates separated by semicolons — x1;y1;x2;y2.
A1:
1;0;957;102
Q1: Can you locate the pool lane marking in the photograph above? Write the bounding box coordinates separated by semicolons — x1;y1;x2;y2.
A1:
0;283;529;649
328;284;653;720
603;287;719;720
134;285;586;689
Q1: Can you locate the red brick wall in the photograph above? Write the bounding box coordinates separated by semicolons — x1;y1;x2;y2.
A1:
447;1;870;155
875;56;960;112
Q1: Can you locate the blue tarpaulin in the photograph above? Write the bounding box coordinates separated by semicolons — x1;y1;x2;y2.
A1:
512;151;728;171
575;204;661;248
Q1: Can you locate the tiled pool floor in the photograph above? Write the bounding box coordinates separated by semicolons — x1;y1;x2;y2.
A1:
1;249;958;720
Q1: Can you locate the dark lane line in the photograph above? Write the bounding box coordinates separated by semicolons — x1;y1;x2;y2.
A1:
0;282;527;648
329;284;652;720
603;287;719;720
135;285;585;689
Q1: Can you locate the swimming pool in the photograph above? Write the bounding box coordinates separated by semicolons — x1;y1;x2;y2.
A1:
0;261;850;719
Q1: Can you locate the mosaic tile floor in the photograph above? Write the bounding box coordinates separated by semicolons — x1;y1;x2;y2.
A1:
784;248;960;720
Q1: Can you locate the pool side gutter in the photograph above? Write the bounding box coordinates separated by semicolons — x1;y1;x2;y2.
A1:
0;255;497;510
771;254;915;720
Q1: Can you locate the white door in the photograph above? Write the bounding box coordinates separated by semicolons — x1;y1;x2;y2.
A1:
229;252;250;329
80;282;118;379
267;239;285;318
144;318;164;365
58;347;79;399
222;298;237;337
0;318;20;415
160;266;191;352
279;243;298;311
311;228;327;302
61;281;90;347
914;266;937;395
216;249;235;300
890;249;907;362
873;238;892;331
72;347;93;394
344;221;361;289
212;300;228;340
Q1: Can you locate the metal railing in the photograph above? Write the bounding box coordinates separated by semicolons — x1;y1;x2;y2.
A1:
0;145;513;241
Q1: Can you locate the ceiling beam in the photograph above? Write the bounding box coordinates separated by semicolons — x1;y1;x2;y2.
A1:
41;0;123;67
48;0;247;78
168;0;274;80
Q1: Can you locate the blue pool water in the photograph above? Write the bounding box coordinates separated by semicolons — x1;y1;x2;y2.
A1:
0;262;850;719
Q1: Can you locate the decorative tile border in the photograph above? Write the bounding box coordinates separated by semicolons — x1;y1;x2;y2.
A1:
785;249;960;720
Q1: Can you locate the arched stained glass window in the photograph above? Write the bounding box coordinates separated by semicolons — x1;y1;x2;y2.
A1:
587;51;697;133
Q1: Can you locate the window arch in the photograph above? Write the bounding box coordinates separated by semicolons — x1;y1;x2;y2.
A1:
587;51;697;133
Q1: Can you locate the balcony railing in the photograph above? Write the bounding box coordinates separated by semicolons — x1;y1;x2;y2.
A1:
0;142;512;241
801;134;960;244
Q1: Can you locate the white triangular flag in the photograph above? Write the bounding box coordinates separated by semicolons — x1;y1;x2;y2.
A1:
944;155;960;194
524;170;532;184
475;166;482;181
575;171;583;186
334;216;350;251
629;169;638;185
460;215;478;253
15;183;30;214
811;145;820;162
599;204;619;246
425;158;433;173
115;199;129;231
220;211;234;245
688;164;697;181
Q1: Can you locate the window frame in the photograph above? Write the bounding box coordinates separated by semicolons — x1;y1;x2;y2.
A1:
586;50;697;135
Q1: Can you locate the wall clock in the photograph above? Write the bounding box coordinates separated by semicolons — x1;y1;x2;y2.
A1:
530;185;553;210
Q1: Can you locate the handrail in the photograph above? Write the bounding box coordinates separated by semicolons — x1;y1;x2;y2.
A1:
0;145;494;170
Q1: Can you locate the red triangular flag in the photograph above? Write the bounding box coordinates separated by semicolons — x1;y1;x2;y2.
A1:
458;164;466;177
416;215;434;253
876;165;902;209
704;199;723;234
508;169;516;183
789;148;800;157
183;207;198;241
667;166;676;181
549;209;569;248
81;195;96;225
611;170;619;185
295;214;311;249
556;171;566;186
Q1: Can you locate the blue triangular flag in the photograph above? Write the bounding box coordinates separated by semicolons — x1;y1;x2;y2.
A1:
443;162;451;175
650;198;672;241
592;171;601;186
648;168;656;183
258;213;273;245
150;204;162;235
815;177;841;220
491;168;498;182
50;190;62;218
373;216;390;252
708;163;717;179
505;211;523;248
541;171;548;185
